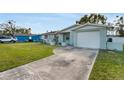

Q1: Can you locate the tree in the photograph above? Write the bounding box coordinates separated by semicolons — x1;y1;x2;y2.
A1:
0;20;31;36
114;16;124;36
78;13;107;24
79;15;89;24
0;20;16;36
15;28;31;35
98;14;107;24
89;13;97;23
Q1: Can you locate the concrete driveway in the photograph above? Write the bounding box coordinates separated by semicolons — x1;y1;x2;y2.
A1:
0;47;98;80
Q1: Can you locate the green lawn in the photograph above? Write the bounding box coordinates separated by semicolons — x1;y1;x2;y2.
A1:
0;43;56;72
89;50;124;80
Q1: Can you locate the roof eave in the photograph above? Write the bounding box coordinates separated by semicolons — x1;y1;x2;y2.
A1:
72;23;112;31
59;24;81;32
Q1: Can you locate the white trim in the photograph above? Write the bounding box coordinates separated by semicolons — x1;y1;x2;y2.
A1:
76;28;101;32
72;23;111;31
60;24;81;31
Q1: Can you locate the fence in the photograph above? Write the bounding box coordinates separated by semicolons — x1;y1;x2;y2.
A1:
107;42;123;51
107;36;124;51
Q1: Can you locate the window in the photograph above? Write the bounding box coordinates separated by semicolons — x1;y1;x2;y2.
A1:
66;37;70;40
63;33;70;42
107;38;112;42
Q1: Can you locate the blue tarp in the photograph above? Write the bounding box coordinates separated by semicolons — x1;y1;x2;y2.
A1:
16;35;41;42
31;35;41;42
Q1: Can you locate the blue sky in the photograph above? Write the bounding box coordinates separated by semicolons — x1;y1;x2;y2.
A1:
0;13;124;34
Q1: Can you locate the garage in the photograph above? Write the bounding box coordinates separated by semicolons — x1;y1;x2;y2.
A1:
76;31;100;49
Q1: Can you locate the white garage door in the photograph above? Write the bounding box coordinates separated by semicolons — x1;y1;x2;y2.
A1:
76;31;100;49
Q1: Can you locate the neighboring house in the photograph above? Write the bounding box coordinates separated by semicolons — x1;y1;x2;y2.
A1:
15;34;41;42
41;23;124;51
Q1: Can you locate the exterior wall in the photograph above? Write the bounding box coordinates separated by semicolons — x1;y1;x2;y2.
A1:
58;33;72;46
100;28;107;49
106;36;124;51
73;31;77;46
107;42;123;51
42;34;57;45
70;31;74;45
58;34;63;44
48;34;54;43
107;37;124;44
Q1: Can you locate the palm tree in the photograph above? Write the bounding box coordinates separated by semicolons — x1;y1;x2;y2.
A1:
115;16;124;36
101;15;107;24
79;14;89;24
89;13;97;23
78;13;107;24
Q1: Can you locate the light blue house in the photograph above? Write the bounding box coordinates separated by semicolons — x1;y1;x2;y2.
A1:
42;23;123;51
57;23;108;49
42;23;108;48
